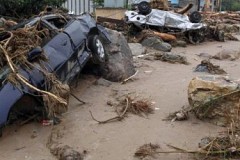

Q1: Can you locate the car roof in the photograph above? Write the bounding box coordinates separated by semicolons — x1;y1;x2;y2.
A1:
9;14;66;30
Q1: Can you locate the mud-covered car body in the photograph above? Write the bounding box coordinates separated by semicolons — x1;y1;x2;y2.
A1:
0;13;109;135
125;9;205;32
125;1;206;43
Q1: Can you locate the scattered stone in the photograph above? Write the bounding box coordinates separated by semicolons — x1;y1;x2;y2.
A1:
100;29;136;82
194;60;226;74
196;52;212;59
171;40;187;47
128;43;146;56
95;78;112;87
52;145;83;160
154;52;189;65
188;75;240;126
141;36;172;52
212;49;240;61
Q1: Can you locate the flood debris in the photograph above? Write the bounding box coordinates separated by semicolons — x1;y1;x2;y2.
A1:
188;75;240;126
47;126;84;160
163;108;189;122
121;70;139;84
0;18;17;30
198;134;240;159
0;24;68;118
154;52;189;65
202;12;240;42
212;49;240;61
90;96;154;124
51;145;83;160
194;60;226;74
135;143;161;159
121;97;154;117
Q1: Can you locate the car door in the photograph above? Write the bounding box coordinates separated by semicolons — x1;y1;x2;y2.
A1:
41;16;75;82
42;15;90;84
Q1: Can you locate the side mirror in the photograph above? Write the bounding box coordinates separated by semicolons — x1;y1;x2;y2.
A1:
27;47;42;62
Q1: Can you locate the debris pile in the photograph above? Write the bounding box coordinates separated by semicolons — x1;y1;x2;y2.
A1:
202;12;240;41
0;18;17;31
198;134;240;159
90;95;154;124
0;17;69;118
135;143;161;159
194;60;226;74
118;97;154;117
188;75;240;126
154;52;189;65
164;108;189;121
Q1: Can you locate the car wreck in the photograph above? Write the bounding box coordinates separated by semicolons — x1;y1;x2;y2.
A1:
0;12;110;136
125;1;206;44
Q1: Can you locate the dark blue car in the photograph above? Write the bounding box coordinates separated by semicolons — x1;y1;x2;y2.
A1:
0;13;110;136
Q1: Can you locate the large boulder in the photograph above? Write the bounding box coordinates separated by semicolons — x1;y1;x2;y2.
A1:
141;36;172;52
188;75;240;126
128;43;146;56
101;29;136;82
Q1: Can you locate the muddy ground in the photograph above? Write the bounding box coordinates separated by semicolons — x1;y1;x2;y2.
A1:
0;37;240;160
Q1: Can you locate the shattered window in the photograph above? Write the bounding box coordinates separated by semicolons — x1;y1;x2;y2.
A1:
46;17;67;29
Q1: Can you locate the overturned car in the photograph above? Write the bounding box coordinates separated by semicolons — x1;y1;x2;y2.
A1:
0;13;110;136
125;1;206;43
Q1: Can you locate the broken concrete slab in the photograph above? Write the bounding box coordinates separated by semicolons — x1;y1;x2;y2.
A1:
188;75;240;126
141;36;172;52
128;43;146;56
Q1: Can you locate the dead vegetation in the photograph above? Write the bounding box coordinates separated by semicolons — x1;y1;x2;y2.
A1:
90;95;154;124
135;143;161;159
160;88;240;159
0;13;69;118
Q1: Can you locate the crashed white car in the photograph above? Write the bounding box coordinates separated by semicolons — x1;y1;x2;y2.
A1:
125;9;205;32
125;1;206;43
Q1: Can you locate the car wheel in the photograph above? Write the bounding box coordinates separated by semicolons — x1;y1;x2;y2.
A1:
88;35;106;64
189;11;202;23
138;1;152;15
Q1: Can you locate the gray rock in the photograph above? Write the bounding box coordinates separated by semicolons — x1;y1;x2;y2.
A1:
128;43;146;56
100;29;136;82
171;40;187;47
141;36;172;52
95;78;112;87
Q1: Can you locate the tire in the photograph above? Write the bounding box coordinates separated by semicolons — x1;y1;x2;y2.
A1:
88;35;106;64
189;11;202;23
138;1;152;15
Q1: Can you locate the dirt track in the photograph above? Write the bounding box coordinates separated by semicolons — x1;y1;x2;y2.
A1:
0;38;240;160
